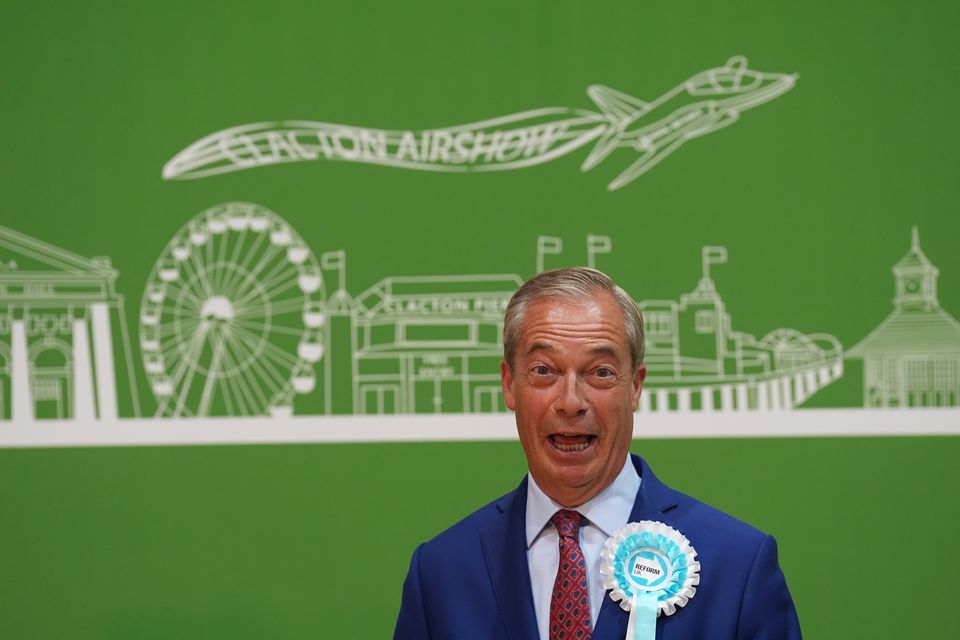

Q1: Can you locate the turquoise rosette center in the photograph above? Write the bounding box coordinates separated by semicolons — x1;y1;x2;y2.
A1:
612;532;689;603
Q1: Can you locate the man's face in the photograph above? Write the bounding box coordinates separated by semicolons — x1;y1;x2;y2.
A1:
501;293;646;507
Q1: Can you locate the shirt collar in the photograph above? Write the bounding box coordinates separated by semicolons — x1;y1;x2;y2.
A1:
525;455;641;548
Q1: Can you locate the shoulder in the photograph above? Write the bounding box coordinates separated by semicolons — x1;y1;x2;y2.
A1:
672;487;768;544
636;455;770;559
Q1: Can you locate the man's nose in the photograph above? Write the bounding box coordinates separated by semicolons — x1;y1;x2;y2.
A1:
555;371;588;416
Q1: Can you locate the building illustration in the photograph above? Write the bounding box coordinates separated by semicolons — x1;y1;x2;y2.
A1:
0;225;139;421
848;228;960;407
347;274;521;415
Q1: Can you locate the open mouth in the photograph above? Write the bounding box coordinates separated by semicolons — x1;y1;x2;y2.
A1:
549;434;596;453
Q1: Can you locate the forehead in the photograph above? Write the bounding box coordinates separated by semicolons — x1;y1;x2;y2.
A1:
517;293;630;356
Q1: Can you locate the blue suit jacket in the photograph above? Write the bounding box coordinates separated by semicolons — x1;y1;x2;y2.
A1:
394;455;801;639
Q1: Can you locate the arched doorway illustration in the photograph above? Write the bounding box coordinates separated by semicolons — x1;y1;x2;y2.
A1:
29;338;72;420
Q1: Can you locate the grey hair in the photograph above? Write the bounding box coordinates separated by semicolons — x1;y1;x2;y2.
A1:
503;267;645;372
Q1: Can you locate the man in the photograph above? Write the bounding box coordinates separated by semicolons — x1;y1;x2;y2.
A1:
394;268;801;639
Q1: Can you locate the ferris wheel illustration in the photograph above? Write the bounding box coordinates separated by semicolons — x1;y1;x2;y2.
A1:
140;202;325;417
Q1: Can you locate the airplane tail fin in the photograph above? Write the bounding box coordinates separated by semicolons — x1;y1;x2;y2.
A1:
580;85;649;172
587;84;649;120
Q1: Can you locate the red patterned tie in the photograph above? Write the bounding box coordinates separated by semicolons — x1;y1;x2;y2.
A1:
549;510;592;640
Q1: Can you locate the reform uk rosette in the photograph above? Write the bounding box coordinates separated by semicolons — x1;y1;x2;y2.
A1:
599;521;700;640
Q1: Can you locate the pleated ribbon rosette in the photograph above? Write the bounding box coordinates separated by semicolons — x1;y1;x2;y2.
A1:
599;521;700;640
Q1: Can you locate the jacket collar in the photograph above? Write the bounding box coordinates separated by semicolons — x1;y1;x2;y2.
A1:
480;455;678;640
593;455;679;640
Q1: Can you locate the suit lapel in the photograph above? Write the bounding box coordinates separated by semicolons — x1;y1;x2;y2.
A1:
592;455;679;640
480;477;540;640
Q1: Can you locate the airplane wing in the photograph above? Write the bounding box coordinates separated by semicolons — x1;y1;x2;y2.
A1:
607;138;686;191
581;85;650;172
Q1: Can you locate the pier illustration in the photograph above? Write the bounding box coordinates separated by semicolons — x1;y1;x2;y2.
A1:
637;247;842;413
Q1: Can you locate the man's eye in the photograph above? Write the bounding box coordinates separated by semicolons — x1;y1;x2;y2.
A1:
532;365;551;375
595;367;614;378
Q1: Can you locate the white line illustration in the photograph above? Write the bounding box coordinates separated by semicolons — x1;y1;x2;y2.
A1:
587;235;612;269
315;237;842;417
0;216;844;422
139;203;326;417
0;224;139;422
637;246;843;414
848;227;960;407
349;273;522;415
162;56;797;191
8;212;956;426
3;213;960;447
536;237;563;273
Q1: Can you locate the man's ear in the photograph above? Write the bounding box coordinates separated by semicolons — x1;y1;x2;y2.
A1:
631;365;647;411
501;360;517;411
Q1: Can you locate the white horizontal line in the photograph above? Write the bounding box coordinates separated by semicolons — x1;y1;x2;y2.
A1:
0;409;958;449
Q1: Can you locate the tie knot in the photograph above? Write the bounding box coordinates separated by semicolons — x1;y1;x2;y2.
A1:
550;509;583;538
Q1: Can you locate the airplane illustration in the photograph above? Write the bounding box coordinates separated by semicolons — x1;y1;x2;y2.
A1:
582;55;798;190
163;56;796;191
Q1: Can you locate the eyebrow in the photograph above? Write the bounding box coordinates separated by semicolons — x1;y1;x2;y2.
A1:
525;342;619;359
525;341;556;356
586;345;618;359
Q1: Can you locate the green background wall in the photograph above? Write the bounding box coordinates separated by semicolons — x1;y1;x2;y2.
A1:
2;1;958;637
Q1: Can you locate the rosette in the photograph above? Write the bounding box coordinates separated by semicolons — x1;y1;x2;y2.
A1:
599;521;700;640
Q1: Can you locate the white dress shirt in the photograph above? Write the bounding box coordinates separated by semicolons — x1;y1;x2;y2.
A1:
525;456;641;640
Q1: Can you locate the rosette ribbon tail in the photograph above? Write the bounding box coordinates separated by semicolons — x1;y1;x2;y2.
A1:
625;592;658;640
601;521;699;640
